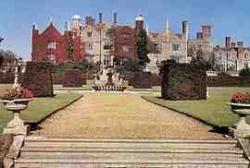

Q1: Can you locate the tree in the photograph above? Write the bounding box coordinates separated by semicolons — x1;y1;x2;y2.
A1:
136;29;149;68
239;66;250;77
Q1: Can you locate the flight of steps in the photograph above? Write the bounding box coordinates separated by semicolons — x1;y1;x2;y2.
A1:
15;136;249;168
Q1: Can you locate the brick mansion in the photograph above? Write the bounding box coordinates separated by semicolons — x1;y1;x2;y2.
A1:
31;13;250;73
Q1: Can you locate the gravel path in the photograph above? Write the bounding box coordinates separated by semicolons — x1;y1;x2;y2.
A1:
35;93;224;139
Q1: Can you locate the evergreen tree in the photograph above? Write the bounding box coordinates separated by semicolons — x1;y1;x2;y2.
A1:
136;29;149;68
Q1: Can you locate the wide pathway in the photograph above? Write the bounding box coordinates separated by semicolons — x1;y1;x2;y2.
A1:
35;93;223;139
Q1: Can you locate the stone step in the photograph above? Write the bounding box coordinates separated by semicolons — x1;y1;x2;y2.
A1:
20;151;245;161
25;136;237;144
15;159;249;168
21;146;244;154
24;141;237;150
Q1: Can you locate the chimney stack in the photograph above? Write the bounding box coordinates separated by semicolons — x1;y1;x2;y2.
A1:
182;20;189;40
231;42;236;48
99;12;103;23
237;41;244;48
201;25;212;40
113;12;117;25
225;36;231;48
196;32;203;39
85;16;95;25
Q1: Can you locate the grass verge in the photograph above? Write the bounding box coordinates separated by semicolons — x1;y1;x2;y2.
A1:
142;87;250;128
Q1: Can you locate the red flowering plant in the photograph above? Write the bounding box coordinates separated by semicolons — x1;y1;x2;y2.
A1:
0;87;34;101
230;92;250;104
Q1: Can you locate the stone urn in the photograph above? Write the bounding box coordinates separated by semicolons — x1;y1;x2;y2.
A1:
1;98;32;135
228;102;250;138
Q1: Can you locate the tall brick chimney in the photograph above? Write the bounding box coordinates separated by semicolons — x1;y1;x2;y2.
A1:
196;32;203;39
225;36;231;48
182;20;189;40
85;16;95;25
237;41;244;48
32;24;39;61
201;25;212;40
113;12;117;25
99;12;103;23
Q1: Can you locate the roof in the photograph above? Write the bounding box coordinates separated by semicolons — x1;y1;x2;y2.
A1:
136;15;144;21
72;14;81;20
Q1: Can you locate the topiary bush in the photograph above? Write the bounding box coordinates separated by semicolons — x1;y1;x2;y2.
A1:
22;61;54;97
239;66;250;77
160;60;207;100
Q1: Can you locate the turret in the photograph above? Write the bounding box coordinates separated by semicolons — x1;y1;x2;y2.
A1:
135;14;144;33
71;14;81;30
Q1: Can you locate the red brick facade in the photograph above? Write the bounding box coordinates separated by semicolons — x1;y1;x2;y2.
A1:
113;26;136;59
32;23;84;64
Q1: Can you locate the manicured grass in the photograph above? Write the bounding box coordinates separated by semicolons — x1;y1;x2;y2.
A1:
0;94;82;132
142;87;250;128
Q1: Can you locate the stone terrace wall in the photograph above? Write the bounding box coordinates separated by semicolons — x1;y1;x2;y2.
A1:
0;134;13;168
161;60;207;100
22;61;53;97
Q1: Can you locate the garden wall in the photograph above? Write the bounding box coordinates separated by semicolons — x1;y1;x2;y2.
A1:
161;60;207;100
22;61;54;97
0;134;13;168
0;72;14;84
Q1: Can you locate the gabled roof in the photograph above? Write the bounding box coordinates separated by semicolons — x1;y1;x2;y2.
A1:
40;23;62;37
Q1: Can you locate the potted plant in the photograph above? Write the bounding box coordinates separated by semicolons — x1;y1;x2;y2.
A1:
0;88;33;135
228;92;250;138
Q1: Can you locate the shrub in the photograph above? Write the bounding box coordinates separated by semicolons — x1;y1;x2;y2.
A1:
239;66;250;77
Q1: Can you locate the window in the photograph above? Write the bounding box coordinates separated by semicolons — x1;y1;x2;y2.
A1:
48;54;56;63
86;43;93;51
47;42;56;49
172;43;180;51
87;32;92;37
122;34;130;39
122;46;129;52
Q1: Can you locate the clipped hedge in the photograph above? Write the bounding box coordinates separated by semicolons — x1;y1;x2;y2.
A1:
0;72;14;84
132;72;152;88
63;70;83;87
22;61;53;97
207;76;250;87
161;60;207;100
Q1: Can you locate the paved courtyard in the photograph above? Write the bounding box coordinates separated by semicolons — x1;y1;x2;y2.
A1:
36;93;223;139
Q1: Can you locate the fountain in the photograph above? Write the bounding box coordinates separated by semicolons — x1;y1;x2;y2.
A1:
92;57;127;91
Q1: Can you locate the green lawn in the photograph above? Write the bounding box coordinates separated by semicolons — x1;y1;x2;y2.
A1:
0;94;82;132
142;87;250;128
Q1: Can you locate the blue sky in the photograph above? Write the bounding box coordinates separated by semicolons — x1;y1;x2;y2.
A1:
0;0;250;60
